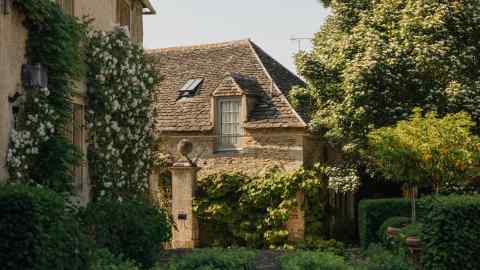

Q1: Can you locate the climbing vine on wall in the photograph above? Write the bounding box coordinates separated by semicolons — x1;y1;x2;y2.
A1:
86;27;159;202
194;166;329;248
194;163;361;248
7;0;85;194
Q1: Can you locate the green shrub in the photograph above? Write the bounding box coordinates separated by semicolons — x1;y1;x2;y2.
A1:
356;245;413;270
91;249;140;270
377;217;410;245
160;249;256;270
279;251;351;270
297;237;345;256
0;185;90;270
81;199;171;269
398;223;422;239
421;196;480;270
358;198;410;249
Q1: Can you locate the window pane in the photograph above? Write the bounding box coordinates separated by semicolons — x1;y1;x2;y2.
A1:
218;99;242;149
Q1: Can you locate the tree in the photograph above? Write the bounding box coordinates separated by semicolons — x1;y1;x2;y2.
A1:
367;109;480;222
293;0;480;152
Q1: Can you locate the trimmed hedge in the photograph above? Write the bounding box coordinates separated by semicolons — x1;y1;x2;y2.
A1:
358;198;410;249
421;196;480;270
160;249;257;270
0;185;90;270
278;251;351;270
81;200;171;269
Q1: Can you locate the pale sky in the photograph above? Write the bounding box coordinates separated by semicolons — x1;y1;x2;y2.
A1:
143;0;330;74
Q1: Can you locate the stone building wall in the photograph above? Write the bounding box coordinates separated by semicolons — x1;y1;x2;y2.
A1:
0;0;147;186
157;128;312;179
0;8;28;183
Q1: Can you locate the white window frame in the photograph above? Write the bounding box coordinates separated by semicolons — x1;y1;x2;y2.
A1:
216;97;243;151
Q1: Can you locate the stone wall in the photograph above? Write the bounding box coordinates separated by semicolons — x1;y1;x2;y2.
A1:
157;128;311;179
0;8;28;183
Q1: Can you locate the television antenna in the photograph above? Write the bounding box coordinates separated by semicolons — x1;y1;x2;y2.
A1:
290;34;314;52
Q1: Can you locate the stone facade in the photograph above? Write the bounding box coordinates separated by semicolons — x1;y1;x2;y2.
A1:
157;129;325;178
0;8;28;183
0;0;154;192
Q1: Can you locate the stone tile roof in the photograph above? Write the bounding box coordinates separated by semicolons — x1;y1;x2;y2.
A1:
146;39;307;132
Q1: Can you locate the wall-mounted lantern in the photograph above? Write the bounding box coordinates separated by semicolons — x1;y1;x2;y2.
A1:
21;63;48;89
1;0;11;15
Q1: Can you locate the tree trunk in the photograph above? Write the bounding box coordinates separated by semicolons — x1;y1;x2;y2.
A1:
411;185;418;224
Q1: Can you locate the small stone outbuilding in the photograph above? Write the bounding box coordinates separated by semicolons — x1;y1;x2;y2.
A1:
147;40;339;245
147;39;330;178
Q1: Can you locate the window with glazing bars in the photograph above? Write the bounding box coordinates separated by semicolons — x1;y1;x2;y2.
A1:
65;102;85;194
217;98;242;150
56;0;74;16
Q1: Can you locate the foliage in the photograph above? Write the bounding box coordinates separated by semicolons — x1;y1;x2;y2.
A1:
398;223;422;239
377;217;410;245
420;195;480;270
0;184;90;270
80;199;171;269
294;0;480;152
325;164;361;193
368;109;480;190
356;245;414;270
368;109;480;221
358;198;410;249
91;249;140;270
194;166;326;248
7;0;85;193
296;237;345;256
86;27;159;201
278;251;352;270
158;249;257;270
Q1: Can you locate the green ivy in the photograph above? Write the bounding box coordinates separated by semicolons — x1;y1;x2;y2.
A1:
7;0;86;194
194;166;328;248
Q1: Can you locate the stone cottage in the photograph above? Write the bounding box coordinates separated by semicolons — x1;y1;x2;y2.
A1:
147;39;328;179
0;0;155;203
147;40;335;246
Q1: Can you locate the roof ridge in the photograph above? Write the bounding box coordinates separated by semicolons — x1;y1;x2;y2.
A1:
146;39;251;54
246;40;307;128
248;40;305;85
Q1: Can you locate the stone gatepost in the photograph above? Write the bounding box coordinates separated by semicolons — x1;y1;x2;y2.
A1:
287;192;305;242
169;139;200;249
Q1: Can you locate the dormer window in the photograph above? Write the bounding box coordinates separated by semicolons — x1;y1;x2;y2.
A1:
216;97;243;151
178;78;203;99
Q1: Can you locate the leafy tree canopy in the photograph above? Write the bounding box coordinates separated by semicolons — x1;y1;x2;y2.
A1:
368;109;480;189
293;0;480;152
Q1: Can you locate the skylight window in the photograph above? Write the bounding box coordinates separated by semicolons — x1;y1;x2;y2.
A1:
178;78;203;99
